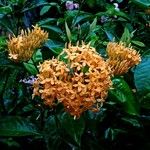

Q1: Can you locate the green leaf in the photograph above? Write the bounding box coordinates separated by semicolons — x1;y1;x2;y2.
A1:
0;138;20;148
104;128;126;141
44;115;58;137
0;52;14;67
40;5;51;16
41;25;63;34
10;0;26;5
44;115;62;149
22;2;48;12
0;70;7;95
104;128;115;141
90;18;97;32
116;0;123;2
0;6;12;15
104;30;115;41
37;18;56;26
121;117;141;128
0;116;39;136
60;112;85;146
131;0;150;8
32;49;43;63
65;22;72;41
0;36;7;51
141;92;150;109
73;13;91;25
22;104;34;113
44;39;64;54
134;57;150;92
106;5;129;19
23;62;38;75
109;77;139;115
131;40;145;47
85;109;106;134
120;27;131;44
5;69;19;90
80;22;90;40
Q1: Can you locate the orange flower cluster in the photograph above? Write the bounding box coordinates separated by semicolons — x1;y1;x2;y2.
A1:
33;43;112;118
8;25;48;62
33;59;69;106
106;42;141;75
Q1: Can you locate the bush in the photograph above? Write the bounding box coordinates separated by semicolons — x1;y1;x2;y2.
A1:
0;0;150;149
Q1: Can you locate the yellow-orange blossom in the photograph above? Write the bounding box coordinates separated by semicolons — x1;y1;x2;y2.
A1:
33;43;112;118
8;25;48;62
106;42;141;75
7;24;141;118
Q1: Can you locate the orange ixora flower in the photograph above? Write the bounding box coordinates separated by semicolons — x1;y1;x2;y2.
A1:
33;42;112;118
106;42;141;75
8;25;48;62
33;58;69;106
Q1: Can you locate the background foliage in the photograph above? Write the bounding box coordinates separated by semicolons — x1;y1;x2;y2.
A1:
0;0;150;149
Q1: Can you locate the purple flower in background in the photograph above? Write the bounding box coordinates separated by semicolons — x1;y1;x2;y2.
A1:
20;75;37;85
65;1;79;10
66;1;74;10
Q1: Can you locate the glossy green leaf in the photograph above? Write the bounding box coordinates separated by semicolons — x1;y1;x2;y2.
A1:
0;6;12;15
121;117;141;128
0;36;6;51
65;22;72;41
104;128;116;141
109;77;139;115
134;57;150;92
0;116;39;136
5;69;19;90
104;29;115;41
60;112;85;146
44;115;58;137
131;40;145;47
0;70;7;96
90;18;97;32
106;5;129;19
23;62;38;75
44;39;64;54
40;5;51;16
104;128;126;141
120;27;131;44
141;92;150;109
41;25;63;34
44;115;62;149
85;109;106;134
73;13;91;25
37;18;56;26
131;0;150;8
116;0;123;2
32;49;43;63
10;0;26;5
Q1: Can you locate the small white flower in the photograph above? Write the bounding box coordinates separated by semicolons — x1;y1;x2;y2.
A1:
74;3;79;9
113;3;120;11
